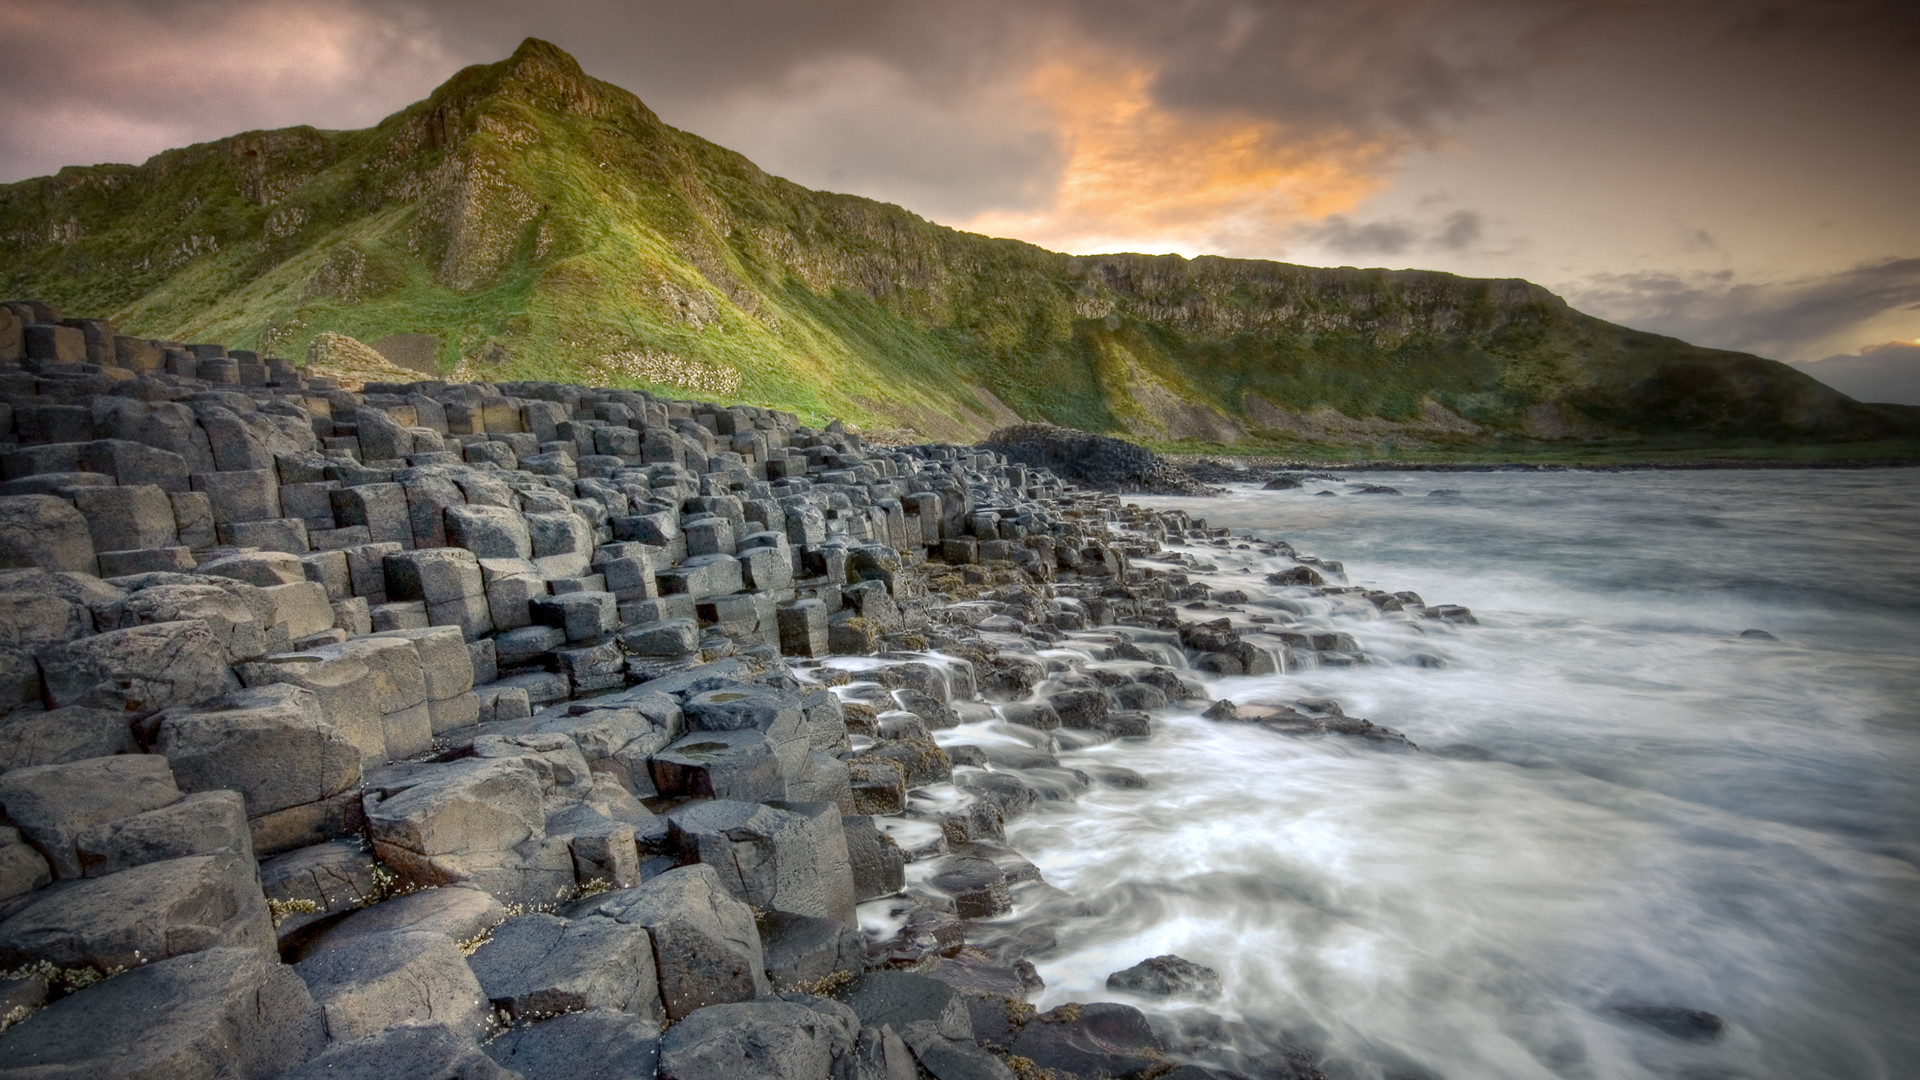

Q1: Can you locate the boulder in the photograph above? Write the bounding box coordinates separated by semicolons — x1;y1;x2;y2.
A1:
0;946;324;1080
258;839;383;942
0;495;96;574
235;650;388;767
667;800;856;925
843;814;906;901
759;910;866;990
573;863;768;1021
658;999;855;1080
75;790;252;877
0;754;182;879
465;911;664;1027
153;683;362;820
835;971;972;1041
103;582;268;662
1008;1002;1165;1080
304;885;503;957
295;928;490;1042
36;620;240;717
650;729;788;803
363;757;557;903
277;1021;516;1080
1106;954;1224;1000
72;484;177;553
0;706;137;774
0;852;274;971
483;1007;661;1080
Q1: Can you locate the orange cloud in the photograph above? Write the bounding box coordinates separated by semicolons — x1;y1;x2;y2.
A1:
963;53;1390;257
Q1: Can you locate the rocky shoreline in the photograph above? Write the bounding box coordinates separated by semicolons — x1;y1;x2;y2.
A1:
0;303;1475;1080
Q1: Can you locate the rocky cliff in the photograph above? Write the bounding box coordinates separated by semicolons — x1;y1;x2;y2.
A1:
0;38;1909;450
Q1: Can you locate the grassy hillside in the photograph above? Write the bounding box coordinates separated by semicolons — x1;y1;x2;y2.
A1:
1;38;1911;451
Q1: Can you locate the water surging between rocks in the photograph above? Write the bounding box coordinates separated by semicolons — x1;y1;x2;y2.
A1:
924;470;1920;1080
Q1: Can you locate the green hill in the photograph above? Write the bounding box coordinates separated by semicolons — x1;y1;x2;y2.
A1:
1;38;1911;454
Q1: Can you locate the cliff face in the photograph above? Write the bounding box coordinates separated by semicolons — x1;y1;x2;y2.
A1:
0;38;1907;448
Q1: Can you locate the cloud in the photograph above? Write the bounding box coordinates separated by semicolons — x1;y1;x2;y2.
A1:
1565;259;1920;363
0;0;1601;250
1290;208;1485;260
1791;341;1920;406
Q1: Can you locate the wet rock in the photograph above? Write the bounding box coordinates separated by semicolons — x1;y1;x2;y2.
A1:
0;946;324;1080
1107;954;1224;1000
1738;628;1778;641
844;814;907;900
1609;1003;1726;1042
836;970;972;1041
1009;1001;1166;1080
1266;566;1325;587
927;857;1012;920
759;909;866;989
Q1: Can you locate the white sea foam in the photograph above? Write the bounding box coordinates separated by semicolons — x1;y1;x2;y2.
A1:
1003;469;1920;1080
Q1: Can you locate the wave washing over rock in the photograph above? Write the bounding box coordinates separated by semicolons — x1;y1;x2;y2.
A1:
0;302;1499;1079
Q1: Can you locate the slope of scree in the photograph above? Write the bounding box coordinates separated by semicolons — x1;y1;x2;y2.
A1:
0;38;1910;451
0;300;1492;1079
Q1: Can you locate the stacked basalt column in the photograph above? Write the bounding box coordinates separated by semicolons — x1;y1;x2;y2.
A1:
0;301;1287;1080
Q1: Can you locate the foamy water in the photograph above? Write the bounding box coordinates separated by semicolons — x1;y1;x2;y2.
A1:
1000;469;1920;1080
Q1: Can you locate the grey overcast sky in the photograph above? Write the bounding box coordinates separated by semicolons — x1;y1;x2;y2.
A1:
2;0;1916;397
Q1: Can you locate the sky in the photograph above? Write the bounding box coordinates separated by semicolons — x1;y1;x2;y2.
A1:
2;0;1916;401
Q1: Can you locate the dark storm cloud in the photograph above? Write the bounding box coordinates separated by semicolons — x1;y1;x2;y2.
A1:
1297;209;1484;258
1791;342;1920;406
1568;259;1920;362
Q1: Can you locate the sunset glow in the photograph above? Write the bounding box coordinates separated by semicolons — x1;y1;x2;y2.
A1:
962;53;1387;257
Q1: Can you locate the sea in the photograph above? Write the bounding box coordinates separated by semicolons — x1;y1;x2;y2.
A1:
981;468;1920;1080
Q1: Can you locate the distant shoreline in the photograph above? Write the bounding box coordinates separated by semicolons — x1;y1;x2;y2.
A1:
1171;457;1920;474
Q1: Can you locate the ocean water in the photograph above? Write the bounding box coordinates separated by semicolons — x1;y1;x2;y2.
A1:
996;469;1920;1080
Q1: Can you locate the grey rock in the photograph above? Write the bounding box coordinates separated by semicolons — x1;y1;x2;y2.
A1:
153;683;362;819
278;1020;515;1080
75;790;251;877
0;754;182;879
1106;954;1224;1000
296;928;490;1042
573;863;768;1021
760;909;866;990
668;800;856;924
835;971;972;1042
0;495;96;574
0;851;274;971
843;815;906;901
484;1008;661;1080
36;619;240;716
1008;1002;1165;1080
258;839;382;941
897;1022;1017;1080
0;706;137;774
658;999;854;1080
0;946;324;1080
650;729;787;803
465;911;664;1027
305;885;504;957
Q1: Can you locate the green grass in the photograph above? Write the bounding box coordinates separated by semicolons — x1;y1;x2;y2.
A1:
1;37;1914;457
